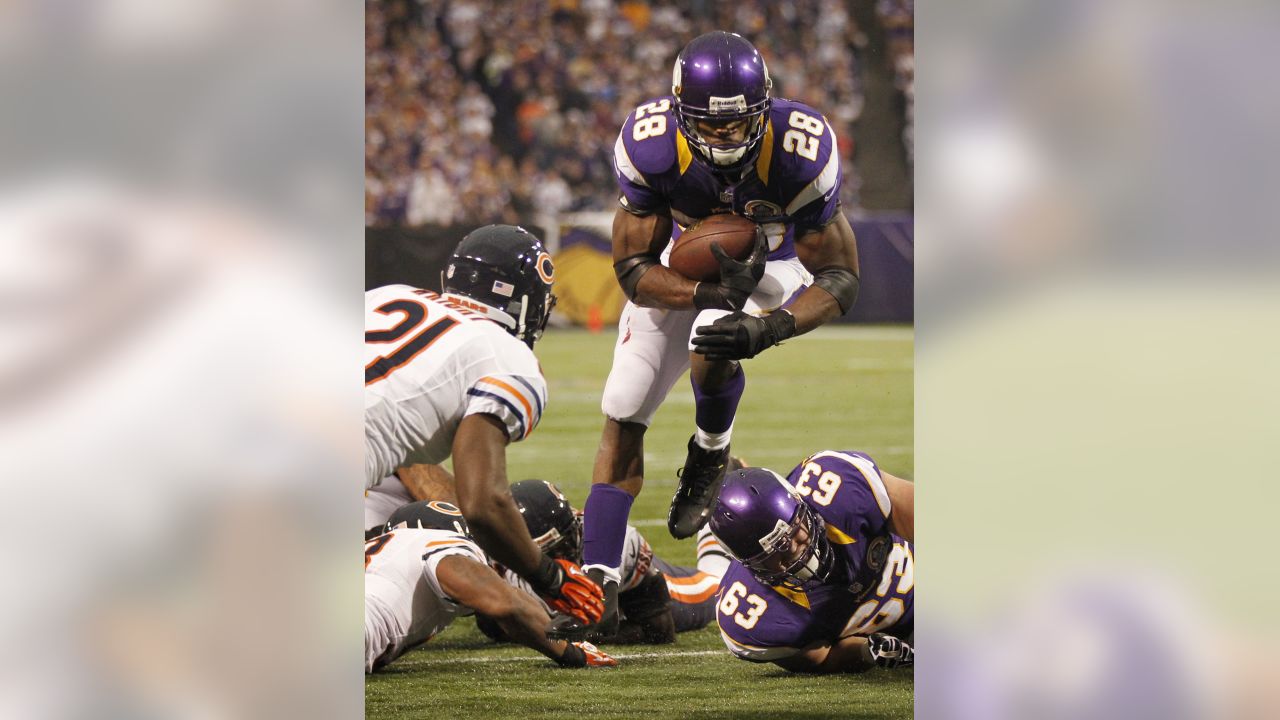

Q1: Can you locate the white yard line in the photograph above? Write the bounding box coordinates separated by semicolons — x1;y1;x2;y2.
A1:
398;649;726;667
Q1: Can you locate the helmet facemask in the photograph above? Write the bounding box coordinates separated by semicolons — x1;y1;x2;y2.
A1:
675;104;771;172
738;501;835;591
532;513;582;562
514;290;557;349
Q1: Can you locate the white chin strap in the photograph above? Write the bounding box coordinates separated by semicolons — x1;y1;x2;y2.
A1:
709;145;748;166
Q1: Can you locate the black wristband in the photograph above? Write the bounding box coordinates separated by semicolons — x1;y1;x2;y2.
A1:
765;309;797;341
556;642;587;668
530;553;562;596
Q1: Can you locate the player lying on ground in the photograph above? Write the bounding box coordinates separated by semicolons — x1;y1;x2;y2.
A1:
574;31;861;638
365;501;617;672
708;451;914;673
478;479;732;645
364;225;603;627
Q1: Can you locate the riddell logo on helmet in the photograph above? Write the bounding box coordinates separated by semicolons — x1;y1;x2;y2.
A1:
709;95;748;114
758;519;790;552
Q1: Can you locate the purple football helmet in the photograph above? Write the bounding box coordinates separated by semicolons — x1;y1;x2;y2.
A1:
671;31;772;172
708;468;835;590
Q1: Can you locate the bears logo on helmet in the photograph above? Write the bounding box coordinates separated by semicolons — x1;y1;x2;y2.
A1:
443;225;557;349
384;500;470;537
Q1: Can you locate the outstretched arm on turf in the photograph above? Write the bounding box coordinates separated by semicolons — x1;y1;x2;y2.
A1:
437;556;616;668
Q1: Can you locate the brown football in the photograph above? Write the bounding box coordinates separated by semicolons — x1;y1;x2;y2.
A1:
667;214;759;282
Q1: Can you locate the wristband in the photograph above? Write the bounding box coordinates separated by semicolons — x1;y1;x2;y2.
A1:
693;282;727;310
556;642;587;668
530;553;562;596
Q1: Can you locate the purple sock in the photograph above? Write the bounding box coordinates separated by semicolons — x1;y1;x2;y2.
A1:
582;483;635;570
691;365;746;434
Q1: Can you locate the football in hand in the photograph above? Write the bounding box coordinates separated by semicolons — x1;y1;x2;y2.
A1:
668;214;759;282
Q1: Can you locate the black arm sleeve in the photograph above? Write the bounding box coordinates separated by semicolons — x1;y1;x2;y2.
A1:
813;265;860;314
614;253;660;301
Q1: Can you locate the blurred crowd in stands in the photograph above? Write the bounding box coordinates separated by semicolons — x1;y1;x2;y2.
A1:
879;0;914;167
366;0;913;227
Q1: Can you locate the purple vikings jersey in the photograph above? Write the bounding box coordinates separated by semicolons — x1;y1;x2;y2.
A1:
613;96;843;261
716;450;914;662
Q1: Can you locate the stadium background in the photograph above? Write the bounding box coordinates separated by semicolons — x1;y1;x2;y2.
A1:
365;2;914;718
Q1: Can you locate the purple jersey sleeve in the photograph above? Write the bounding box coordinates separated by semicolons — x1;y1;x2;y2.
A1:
764;99;843;229
613;97;681;214
786;450;892;542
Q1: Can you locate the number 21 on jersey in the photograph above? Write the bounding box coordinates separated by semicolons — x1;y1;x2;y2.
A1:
365;299;459;386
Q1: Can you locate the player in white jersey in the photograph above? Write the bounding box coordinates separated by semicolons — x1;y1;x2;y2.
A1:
365;474;411;533
365;501;617;672
365;225;604;627
365;464;460;536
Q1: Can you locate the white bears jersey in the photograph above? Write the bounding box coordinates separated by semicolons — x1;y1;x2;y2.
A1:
365;285;548;489
364;526;485;672
615;522;657;591
365;474;413;531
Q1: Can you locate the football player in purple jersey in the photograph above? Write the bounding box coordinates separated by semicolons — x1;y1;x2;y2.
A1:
566;31;862;638
708;452;914;673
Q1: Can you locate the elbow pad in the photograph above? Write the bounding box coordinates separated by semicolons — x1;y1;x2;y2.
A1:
813;265;860;314
614;253;659;301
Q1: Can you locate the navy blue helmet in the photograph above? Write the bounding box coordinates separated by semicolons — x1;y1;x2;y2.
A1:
383;500;470;536
510;479;582;562
709;468;835;590
443;224;556;348
671;31;773;172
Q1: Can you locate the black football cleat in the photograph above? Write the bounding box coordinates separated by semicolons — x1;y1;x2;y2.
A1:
547;568;618;642
668;436;731;539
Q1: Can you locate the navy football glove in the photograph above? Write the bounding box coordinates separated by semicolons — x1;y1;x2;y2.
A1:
691;310;796;361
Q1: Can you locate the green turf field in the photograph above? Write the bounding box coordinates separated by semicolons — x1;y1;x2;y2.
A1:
366;324;914;720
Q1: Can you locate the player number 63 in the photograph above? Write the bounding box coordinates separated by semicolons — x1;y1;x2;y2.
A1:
794;462;842;505
719;581;768;629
